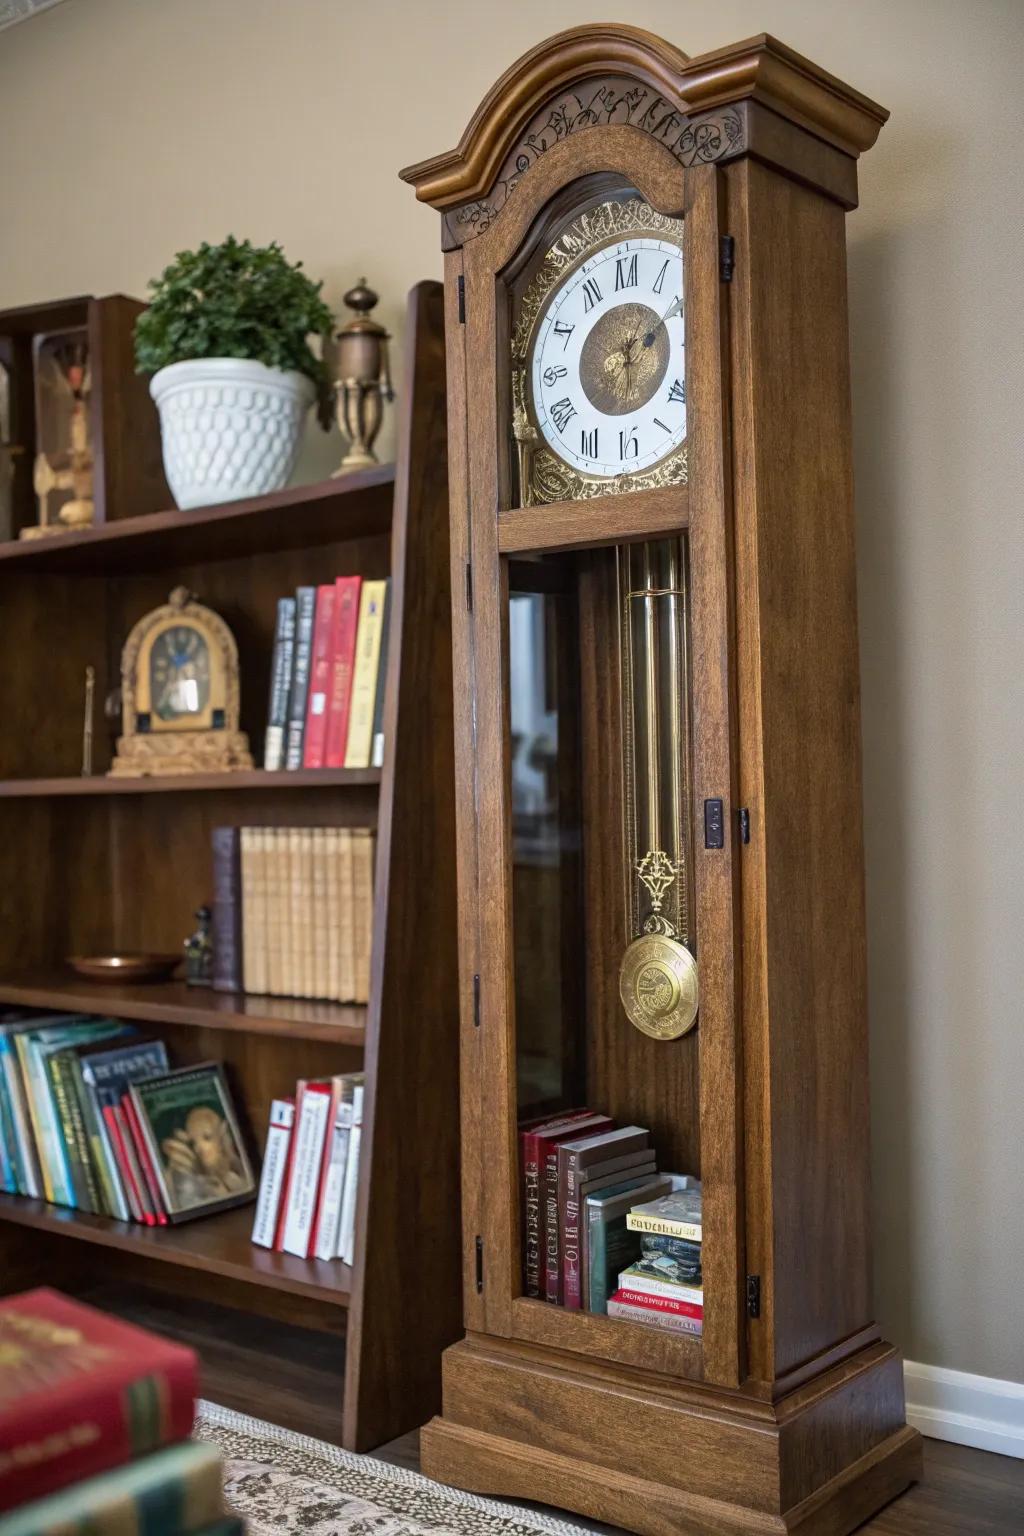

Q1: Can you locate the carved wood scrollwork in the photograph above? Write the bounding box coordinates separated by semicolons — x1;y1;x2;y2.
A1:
443;84;744;247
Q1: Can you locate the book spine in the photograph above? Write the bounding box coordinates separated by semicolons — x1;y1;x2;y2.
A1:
263;596;297;771
264;827;282;997
620;1273;704;1305
285;585;317;769
122;1094;168;1225
338;1085;364;1264
1;1043;40;1197
626;1213;702;1241
543;1147;563;1303
351;828;374;1004
312;828;329;1000
561;1146;585;1311
616;1287;703;1318
314;1099;352;1261
19;1038;71;1207
250;828;270;996
251;1099;295;1249
52;1052;101;1213
300;828;316;999
240;828;256;994
606;1298;703;1335
370;580;391;768
302;584;337;768
80;1066;130;1222
323;575;363;767
325;827;341;1002
521;1130;544;1298
285;827;302;999
343;580;388;768
103;1101;147;1223
0;1081;15;1193
280;1087;331;1257
338;828;355;1002
211;826;243;993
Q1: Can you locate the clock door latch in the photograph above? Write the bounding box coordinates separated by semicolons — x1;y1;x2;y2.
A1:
457;274;466;323
719;235;736;283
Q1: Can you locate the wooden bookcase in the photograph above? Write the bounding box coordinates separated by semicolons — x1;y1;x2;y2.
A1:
0;281;462;1452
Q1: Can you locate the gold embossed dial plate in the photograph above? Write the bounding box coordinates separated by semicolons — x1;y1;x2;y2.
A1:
511;199;687;506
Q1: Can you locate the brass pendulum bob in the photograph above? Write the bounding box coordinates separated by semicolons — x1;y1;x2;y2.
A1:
618;540;699;1040
332;279;394;475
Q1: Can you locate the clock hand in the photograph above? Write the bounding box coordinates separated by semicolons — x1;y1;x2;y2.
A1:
642;295;683;348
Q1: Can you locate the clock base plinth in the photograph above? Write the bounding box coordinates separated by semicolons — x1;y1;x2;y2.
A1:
108;731;253;777
420;1335;921;1536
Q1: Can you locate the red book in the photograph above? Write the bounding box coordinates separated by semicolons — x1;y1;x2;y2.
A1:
323;576;363;767
111;1102;156;1226
536;1114;612;1304
0;1288;196;1512
121;1095;168;1226
613;1287;704;1320
302;585;337;768
519;1110;599;1298
101;1102;145;1224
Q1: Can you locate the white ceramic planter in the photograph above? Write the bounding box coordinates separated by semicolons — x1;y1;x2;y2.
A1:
150;358;315;510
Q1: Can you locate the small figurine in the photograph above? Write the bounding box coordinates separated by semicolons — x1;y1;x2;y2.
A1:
184;905;214;987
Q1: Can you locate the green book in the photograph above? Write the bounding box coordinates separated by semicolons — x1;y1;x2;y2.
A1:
16;1019;123;1207
0;1440;224;1536
586;1174;671;1314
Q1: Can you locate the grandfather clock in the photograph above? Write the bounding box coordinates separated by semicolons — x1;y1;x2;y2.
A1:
401;26;920;1536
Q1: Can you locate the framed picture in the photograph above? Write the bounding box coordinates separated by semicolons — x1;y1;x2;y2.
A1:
129;1062;256;1223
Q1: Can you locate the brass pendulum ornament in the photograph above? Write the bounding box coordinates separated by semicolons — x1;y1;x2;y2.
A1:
332;279;394;475
618;540;699;1040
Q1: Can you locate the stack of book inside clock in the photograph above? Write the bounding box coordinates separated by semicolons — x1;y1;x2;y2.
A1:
607;1187;703;1336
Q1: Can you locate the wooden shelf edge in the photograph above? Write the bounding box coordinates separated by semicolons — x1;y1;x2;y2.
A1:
0;975;367;1045
0;768;382;798
0;1193;352;1307
0;467;396;575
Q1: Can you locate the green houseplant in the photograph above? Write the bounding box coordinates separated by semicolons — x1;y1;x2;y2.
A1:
136;237;335;510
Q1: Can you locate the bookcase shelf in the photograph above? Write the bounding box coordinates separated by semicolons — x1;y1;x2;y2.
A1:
0;974;367;1045
0;465;395;575
0;768;382;798
0;282;460;1453
0;1193;352;1306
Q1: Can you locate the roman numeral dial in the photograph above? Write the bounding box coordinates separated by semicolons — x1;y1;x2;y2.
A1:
527;223;686;484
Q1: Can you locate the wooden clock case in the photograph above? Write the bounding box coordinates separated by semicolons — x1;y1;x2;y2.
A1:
402;26;921;1536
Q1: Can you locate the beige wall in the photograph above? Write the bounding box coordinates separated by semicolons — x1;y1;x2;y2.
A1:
2;0;1021;1383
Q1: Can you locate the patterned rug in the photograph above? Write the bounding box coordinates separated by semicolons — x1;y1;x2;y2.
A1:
194;1401;584;1536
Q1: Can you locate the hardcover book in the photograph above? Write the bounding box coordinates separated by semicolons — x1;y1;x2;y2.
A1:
264;595;297;771
370;580;392;768
606;1295;703;1335
129;1063;256;1224
251;1097;295;1249
302;583;338;768
626;1186;702;1242
344;579;389;769
585;1174;672;1314
0;1288;196;1512
0;1440;224;1536
535;1113;612;1304
323;574;363;767
211;826;243;994
519;1109;600;1297
557;1126;652;1310
285;585;317;769
280;1081;333;1256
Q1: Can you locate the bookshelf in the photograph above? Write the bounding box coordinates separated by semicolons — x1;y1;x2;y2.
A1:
0;281;461;1451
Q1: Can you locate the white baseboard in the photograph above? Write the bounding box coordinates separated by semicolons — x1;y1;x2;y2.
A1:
904;1360;1024;1459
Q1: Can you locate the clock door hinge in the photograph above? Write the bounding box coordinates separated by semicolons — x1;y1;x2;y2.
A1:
475;1234;484;1292
746;1274;761;1318
472;971;481;1027
457;274;466;323
465;560;473;612
719;234;736;283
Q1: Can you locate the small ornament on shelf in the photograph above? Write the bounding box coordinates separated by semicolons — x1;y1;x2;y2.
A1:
184;904;214;987
332;279;394;475
22;332;95;540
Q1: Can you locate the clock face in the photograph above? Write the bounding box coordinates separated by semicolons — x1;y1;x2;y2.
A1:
528;234;685;480
149;623;211;725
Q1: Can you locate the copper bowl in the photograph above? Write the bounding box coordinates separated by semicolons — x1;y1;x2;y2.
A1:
66;953;181;984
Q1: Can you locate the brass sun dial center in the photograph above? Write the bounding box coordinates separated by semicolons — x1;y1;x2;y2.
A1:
579;302;671;416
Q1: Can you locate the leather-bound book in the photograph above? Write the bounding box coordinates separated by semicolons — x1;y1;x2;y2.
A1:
212;826;243;993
